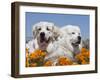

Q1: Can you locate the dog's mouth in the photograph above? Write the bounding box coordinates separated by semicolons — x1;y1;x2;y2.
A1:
40;37;50;43
76;40;81;44
72;40;81;46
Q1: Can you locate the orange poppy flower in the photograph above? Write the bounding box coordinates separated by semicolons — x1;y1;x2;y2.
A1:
75;48;90;64
27;49;46;67
29;49;46;60
26;57;29;67
29;63;37;67
81;48;87;53
58;57;73;65
44;60;53;66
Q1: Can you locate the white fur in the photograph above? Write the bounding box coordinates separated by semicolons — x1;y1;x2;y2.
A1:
26;23;82;65
26;21;60;53
46;25;82;65
61;25;82;54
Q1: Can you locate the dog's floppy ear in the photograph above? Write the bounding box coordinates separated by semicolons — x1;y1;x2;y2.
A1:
52;25;60;41
32;24;37;39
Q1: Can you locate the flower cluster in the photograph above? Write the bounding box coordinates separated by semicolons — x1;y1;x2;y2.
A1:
44;60;53;66
57;57;73;66
26;48;29;67
25;48;90;67
26;49;46;67
75;48;90;64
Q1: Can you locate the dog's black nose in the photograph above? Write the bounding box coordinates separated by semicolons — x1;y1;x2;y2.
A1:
78;36;81;40
40;32;45;37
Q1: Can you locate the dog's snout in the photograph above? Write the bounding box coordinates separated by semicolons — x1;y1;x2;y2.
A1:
40;32;45;37
78;36;81;40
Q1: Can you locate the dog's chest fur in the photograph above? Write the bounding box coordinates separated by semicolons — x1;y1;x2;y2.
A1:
72;45;80;56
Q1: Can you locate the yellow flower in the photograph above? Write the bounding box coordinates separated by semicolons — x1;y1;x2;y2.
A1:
29;63;37;67
82;51;90;58
27;49;46;67
29;49;46;59
81;48;87;53
26;48;29;52
25;48;29;67
58;57;73;65
44;60;53;66
75;48;90;64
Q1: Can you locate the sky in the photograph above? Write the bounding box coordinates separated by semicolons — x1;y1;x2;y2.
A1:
25;12;89;40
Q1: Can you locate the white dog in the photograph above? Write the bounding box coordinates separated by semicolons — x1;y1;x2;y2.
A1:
46;25;82;65
26;21;60;53
61;25;82;55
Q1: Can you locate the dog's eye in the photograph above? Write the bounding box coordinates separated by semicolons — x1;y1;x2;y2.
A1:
38;28;41;31
72;32;75;34
47;27;50;31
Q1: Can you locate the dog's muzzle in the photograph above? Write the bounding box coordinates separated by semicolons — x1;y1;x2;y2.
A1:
40;32;50;43
78;36;81;41
40;32;45;37
40;32;45;42
72;36;81;46
76;36;81;44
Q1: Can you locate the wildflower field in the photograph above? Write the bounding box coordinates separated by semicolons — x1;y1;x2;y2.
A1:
26;48;90;67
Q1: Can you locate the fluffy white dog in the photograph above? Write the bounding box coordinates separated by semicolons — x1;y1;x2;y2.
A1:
26;21;60;53
61;25;82;55
46;25;82;65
